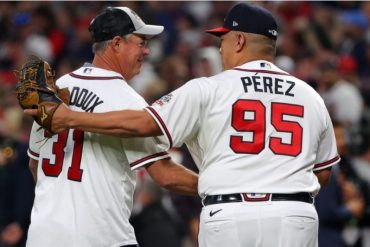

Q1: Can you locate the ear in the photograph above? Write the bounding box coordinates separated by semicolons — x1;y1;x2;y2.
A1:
111;36;122;52
235;33;246;53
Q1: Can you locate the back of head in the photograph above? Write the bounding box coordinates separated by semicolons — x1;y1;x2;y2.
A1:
205;3;278;65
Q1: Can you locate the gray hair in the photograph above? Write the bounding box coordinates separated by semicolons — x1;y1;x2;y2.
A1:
92;40;111;54
91;34;132;54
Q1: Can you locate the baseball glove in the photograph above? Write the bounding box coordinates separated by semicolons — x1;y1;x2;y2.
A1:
14;55;70;133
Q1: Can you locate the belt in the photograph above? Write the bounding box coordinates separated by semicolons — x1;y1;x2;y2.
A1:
202;192;313;206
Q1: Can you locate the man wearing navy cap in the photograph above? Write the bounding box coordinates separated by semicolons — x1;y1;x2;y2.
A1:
25;6;198;247
28;3;339;247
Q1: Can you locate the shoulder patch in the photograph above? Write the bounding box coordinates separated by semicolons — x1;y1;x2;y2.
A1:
154;93;173;106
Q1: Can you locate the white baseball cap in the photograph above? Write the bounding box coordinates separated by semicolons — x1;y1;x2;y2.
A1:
89;6;164;42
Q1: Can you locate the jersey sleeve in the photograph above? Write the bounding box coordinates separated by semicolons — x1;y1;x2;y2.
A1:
28;122;45;160
116;86;170;170
145;79;204;148
313;109;341;171
123;136;170;170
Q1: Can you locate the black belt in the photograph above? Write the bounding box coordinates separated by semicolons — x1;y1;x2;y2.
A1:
202;192;313;206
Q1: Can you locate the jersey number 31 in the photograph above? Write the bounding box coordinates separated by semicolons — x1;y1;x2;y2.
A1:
230;99;303;156
42;129;84;181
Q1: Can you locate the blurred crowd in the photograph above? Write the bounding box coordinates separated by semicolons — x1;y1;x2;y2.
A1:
0;1;370;247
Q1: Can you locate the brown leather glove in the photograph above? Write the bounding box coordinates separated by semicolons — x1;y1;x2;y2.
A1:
14;55;70;134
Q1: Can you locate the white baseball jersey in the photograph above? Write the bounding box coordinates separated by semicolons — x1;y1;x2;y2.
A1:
146;60;340;198
27;65;169;247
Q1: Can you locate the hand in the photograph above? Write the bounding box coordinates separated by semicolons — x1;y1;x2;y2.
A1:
24;103;71;133
341;180;361;201
1;222;24;245
346;197;365;219
14;55;69;133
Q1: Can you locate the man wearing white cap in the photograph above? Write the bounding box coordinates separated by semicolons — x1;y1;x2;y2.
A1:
26;6;198;247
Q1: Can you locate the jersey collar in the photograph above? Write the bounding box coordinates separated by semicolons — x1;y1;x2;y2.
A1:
72;64;126;81
233;60;290;76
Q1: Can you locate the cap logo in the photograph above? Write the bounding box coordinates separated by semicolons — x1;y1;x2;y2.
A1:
268;29;278;36
232;21;239;27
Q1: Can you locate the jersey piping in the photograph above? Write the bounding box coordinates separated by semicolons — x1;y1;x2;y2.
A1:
233;68;291;76
129;151;169;170
313;155;341;171
145;106;173;148
28;148;39;160
69;73;124;81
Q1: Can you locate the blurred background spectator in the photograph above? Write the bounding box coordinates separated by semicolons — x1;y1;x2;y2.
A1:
1;1;370;246
130;175;183;247
317;56;364;128
315;121;369;247
0;134;34;247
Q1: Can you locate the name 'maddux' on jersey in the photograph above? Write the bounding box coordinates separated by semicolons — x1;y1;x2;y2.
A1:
146;60;340;198
27;65;169;247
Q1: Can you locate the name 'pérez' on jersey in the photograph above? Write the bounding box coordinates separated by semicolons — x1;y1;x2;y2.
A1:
241;75;295;97
69;86;104;112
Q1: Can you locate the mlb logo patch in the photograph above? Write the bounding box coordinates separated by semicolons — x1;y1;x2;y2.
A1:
83;68;93;74
260;62;271;69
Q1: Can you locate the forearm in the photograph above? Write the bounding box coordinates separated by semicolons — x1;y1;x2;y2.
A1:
164;166;198;196
314;167;332;187
55;105;161;137
146;159;199;196
67;110;140;133
28;159;38;182
74;126;145;138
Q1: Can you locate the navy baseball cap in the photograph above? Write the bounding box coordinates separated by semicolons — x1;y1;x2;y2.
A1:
206;3;278;40
89;7;164;42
